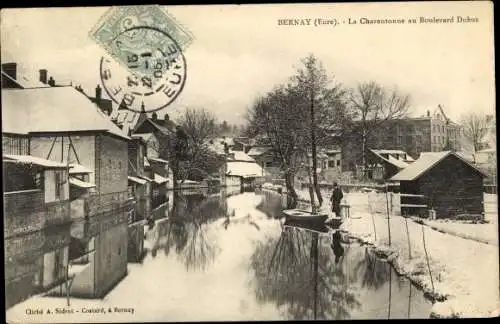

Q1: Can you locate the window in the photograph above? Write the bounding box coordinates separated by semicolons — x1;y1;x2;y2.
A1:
337;160;341;167
328;160;335;168
55;172;61;200
35;172;43;189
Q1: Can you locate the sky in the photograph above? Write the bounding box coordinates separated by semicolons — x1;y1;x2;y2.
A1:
1;2;495;125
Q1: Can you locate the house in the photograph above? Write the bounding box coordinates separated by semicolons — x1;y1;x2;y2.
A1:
225;151;268;189
364;149;413;181
2;86;134;299
4;155;72;309
75;84;113;116
247;146;281;181
391;151;487;219
130;131;170;220
342;105;462;173
1;62;51;89
126;136;150;262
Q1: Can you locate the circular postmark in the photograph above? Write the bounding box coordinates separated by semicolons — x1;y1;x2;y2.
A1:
100;26;187;113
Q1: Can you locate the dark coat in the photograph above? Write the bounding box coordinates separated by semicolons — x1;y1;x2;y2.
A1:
330;187;343;205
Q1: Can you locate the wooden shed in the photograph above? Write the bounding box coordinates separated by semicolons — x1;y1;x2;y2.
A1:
391;151;487;219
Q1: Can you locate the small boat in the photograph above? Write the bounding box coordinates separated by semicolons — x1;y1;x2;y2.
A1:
283;218;330;233
325;217;343;229
282;209;328;224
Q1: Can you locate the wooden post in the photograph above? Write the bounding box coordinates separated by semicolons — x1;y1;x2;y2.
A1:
404;215;412;260
369;193;377;241
421;225;435;295
408;281;412;318
386;184;392;246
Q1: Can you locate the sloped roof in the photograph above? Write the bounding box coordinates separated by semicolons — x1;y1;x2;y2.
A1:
2;87;129;140
128;175;147;185
230;151;256;162
391;151;487;181
371;149;411;169
148;157;169;164
1;67;50;89
133;116;174;136
69;164;93;174
372;149;407;155
112;110;141;133
131;133;153;142
69;177;96;188
4;154;69;168
154;173;168;184
226;161;267;178
247;146;271;157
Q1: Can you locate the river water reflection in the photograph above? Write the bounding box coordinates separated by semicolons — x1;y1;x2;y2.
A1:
142;189;432;320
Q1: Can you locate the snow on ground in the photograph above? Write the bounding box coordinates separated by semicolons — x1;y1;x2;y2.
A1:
409;193;498;246
419;219;498;246
269;187;500;318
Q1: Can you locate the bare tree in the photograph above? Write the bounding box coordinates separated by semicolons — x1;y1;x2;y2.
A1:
347;81;411;175
247;85;308;208
247;54;349;209
169;108;222;183
460;112;491;154
178;108;218;148
291;54;349;209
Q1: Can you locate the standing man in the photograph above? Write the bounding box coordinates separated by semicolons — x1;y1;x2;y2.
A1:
330;182;343;218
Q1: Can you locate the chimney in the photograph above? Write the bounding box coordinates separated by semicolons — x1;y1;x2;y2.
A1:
95;84;102;101
152;112;158;121
164;113;170;122
2;62;17;80
39;69;48;84
48;76;55;87
427;110;430;117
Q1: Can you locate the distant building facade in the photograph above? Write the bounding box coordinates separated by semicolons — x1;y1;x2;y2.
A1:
342;106;463;172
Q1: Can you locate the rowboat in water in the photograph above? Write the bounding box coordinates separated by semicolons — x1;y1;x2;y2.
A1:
283;218;330;233
282;209;328;224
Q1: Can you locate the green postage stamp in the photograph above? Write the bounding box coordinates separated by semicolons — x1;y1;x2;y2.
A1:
89;5;193;71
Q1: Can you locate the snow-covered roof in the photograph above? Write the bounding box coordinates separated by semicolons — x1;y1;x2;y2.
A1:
4;154;69;169
69;163;93;174
1;65;50;89
230;151;256;162
2;87;129;140
128;175;147;185
148;157;169;164
391;151;487;181
372;149;408;155
247;146;271;157
69;177;96;188
154;173;168;184
370;149;409;169
226;161;267;178
387;156;409;169
131;133;153;142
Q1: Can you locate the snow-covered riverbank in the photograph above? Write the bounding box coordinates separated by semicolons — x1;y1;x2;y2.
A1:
266;187;499;318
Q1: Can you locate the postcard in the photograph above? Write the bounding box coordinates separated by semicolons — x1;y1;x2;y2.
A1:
2;2;497;322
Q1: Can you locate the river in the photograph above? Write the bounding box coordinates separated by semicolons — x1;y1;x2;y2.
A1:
136;188;432;320
6;188;433;322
